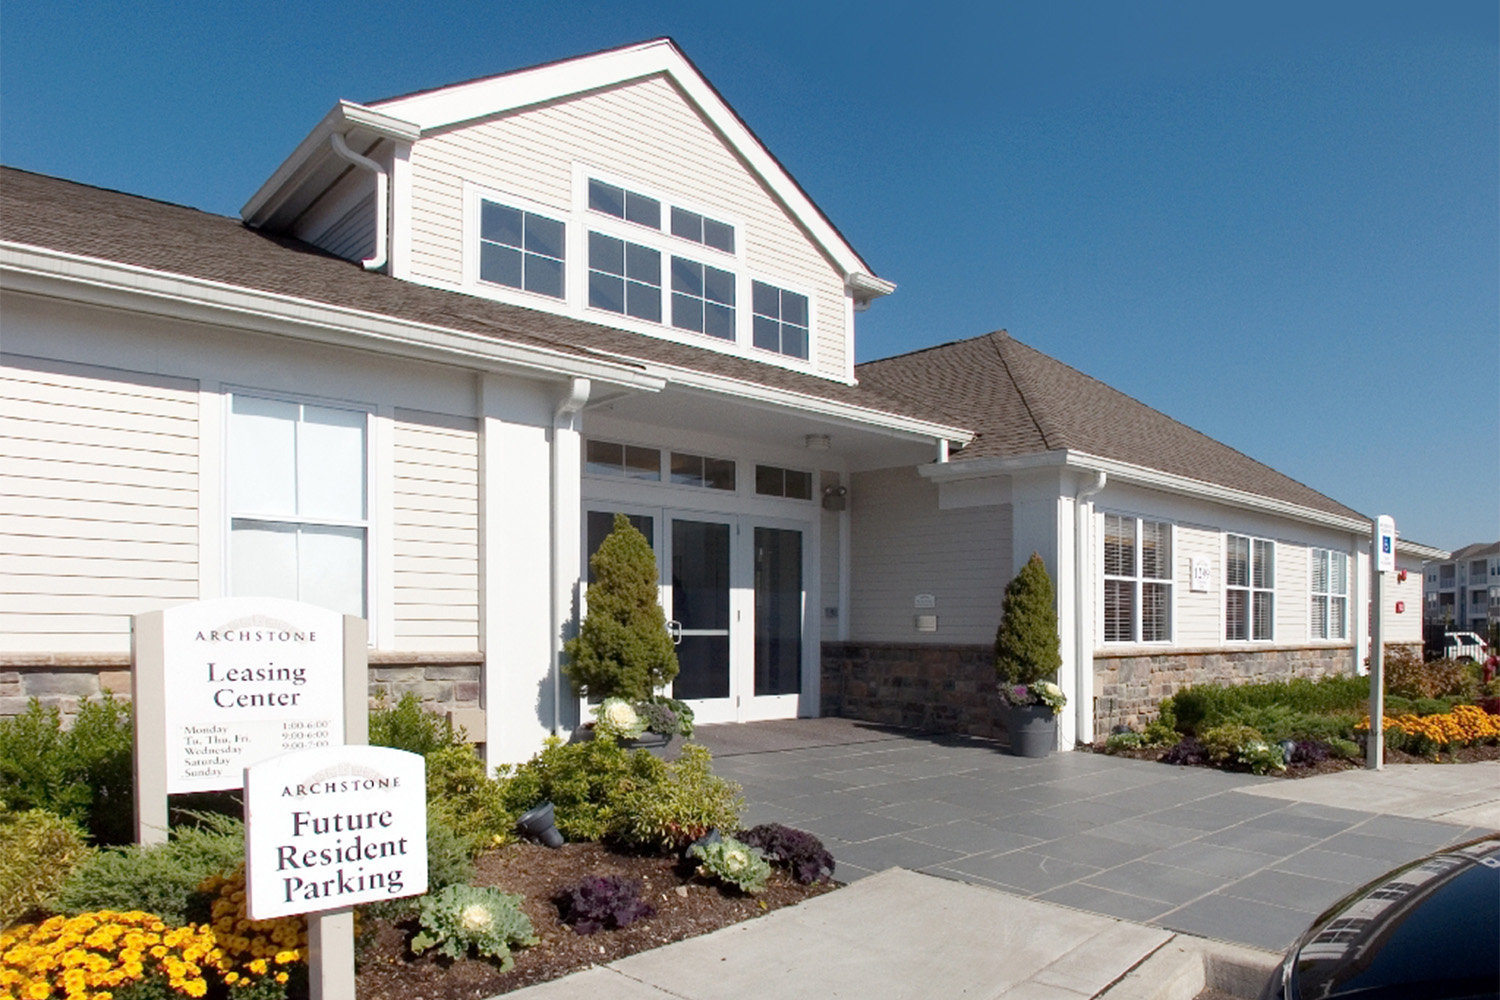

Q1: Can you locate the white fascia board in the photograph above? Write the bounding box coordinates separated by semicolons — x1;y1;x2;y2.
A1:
1398;540;1450;561
632;360;973;444
919;449;1371;533
241;101;422;226
0;242;665;392
371;40;878;283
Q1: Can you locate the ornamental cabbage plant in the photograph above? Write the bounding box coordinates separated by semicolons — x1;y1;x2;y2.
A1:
688;835;771;895
411;883;538;969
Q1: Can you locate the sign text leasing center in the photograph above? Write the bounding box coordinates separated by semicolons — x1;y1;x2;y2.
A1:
245;746;427;920
160;598;345;794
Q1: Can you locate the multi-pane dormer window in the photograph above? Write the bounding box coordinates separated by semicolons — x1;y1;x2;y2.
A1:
466;172;821;366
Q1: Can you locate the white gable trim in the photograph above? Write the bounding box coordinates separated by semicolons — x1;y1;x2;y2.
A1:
369;39;891;296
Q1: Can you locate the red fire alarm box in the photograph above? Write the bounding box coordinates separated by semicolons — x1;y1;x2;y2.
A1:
1395;601;1405;614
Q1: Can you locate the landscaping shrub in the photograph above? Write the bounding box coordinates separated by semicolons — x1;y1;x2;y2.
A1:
1104;732;1145;753
995;553;1062;690
1165;676;1369;736
0;807;92;927
1218;704;1358;744
564;513;679;701
56;812;245;924
1327;737;1361;760
1140;720;1178;746
1384;649;1472;700
0;694;134;845
1161;737;1207;766
370;691;466;755
555;875;654;934
688;835;771;895
1287;740;1332;766
1198;723;1265;765
738;824;834;884
423;743;513;854
495;735;665;842
613;743;743;850
411;884;537;969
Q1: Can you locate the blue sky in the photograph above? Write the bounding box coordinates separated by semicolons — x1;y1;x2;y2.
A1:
3;1;1495;550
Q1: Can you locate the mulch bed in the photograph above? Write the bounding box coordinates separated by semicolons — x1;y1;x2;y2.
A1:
1088;741;1500;776
355;841;836;1000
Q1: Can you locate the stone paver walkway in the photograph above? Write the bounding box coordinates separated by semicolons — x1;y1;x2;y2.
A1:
697;719;1497;952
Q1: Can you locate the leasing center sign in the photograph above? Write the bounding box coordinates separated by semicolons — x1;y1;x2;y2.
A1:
245;745;427;920
161;597;345;794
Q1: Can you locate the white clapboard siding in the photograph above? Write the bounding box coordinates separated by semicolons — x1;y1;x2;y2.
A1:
848;466;1009;644
1174;525;1223;645
392;409;480;651
1277;541;1311;644
407;75;849;378
0;355;199;652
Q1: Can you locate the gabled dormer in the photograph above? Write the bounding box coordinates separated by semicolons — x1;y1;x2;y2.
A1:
242;38;892;385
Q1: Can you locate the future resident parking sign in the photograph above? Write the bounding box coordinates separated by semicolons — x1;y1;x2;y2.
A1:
158;598;346;793
244;745;427;920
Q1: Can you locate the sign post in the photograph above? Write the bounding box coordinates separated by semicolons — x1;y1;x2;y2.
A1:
1368;515;1395;771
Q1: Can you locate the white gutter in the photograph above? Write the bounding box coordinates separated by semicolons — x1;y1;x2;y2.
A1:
919;449;1371;535
328;132;388;272
1073;471;1107;747
551;378;591;734
1;243;664;392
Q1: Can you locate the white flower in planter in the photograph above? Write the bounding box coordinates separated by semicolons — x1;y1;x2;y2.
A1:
594;697;647;739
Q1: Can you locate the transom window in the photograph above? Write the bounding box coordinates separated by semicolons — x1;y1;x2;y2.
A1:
670;207;735;253
754;465;813;500
479;200;565;299
227;394;368;619
1310;548;1349;640
670;451;735;491
1103;515;1172;642
588;232;661;322
588;179;660;229
751;281;809;360
671;257;736;340
584;439;661;481
1227;534;1275;641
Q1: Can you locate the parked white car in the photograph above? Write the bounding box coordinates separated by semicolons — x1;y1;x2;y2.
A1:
1442;631;1490;663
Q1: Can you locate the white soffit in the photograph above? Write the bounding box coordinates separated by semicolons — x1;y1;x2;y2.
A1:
367;39;886;291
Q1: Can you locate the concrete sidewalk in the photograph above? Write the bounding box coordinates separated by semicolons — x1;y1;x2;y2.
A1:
507;868;1186;1000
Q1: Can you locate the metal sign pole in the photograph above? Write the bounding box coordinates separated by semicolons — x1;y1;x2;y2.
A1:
1367;516;1395;771
307;614;369;1000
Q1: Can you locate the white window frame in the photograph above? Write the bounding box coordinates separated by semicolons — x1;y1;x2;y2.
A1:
222;388;376;627
1225;533;1275;642
747;275;816;363
1308;547;1349;641
1101;513;1175;644
462;182;571;307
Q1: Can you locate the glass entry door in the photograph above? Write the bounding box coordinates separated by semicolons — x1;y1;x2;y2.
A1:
581;506;807;725
668;518;732;709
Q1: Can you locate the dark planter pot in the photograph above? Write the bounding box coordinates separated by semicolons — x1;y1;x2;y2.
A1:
1002;703;1057;758
622;731;675;757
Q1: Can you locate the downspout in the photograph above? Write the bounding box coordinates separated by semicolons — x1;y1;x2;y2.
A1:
329;132;388;272
1074;470;1107;746
936;439;950;463
550;378;591;734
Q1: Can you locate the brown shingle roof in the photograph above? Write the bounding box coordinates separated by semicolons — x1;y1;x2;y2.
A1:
858;331;1366;521
0;167;928;423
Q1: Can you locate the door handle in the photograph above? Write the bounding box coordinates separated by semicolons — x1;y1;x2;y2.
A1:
666;619;682;645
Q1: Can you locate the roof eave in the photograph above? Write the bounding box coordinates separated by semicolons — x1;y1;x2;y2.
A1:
241;101;421;229
919;449;1370;533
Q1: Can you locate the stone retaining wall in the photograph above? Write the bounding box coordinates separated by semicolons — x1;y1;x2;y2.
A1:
820;642;1002;739
1093;645;1356;742
1;654;484;735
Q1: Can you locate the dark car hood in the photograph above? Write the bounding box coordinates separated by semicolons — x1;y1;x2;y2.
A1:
1288;837;1500;1000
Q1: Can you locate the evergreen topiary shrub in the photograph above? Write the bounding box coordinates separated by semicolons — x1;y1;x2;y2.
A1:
0;807;93;926
564;513;680;701
995;553;1063;692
